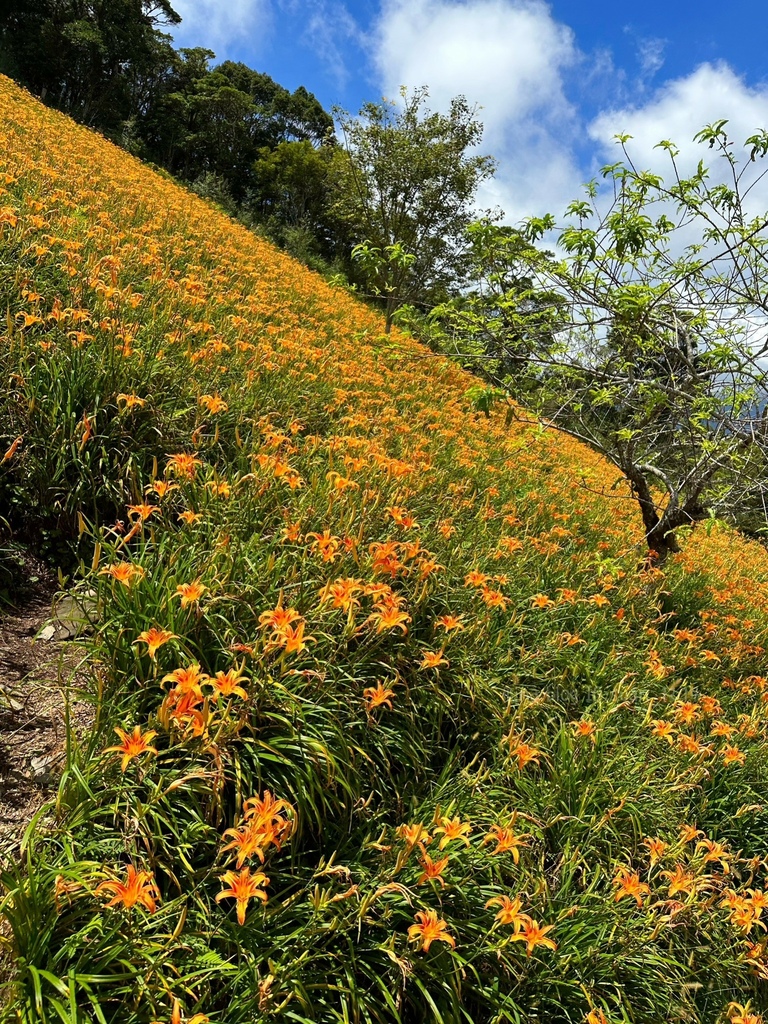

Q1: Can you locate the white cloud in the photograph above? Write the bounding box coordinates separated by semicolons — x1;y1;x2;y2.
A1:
374;0;575;142
590;62;768;176
636;36;665;78
586;61;768;246
370;0;584;221
295;1;365;88
171;0;271;58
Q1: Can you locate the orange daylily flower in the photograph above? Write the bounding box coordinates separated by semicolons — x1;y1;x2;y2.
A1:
497;536;524;555
678;823;703;843
242;790;294;825
53;873;84;913
166;453;203;479
210;667;249;700
585;1010;610;1024
159;688;206;736
505;734;543;771
326;470;358;492
224;800;293;875
276;621;315;654
95;865;159;913
147;479;176;499
612;866;650;906
397;823;431;848
2;435;23;462
643;837;667;866
571;719;597;740
730;905;758;933
420;650;449;670
320;577;363;611
365;600;411;634
104;725;158;771
418;852;449;887
306;529;341;562
127;502;159;522
198;393;228;414
117;393;147;410
711;720;734;738
364;682;395;711
282;521;302;542
509;919;557;956
434;816;471;849
661;864;698;898
700;696;722;716
727;1002;764;1024
221;797;293;867
259;602;301;632
99;562;146;586
530;593;555;609
136;627;176;659
673;701;700;726
748;890;768;918
485;894;533;931
645;651;671;679
696;838;731;873
151;997;208;1024
207;479;231;498
720;888;745;911
678;734;709;757
560;632;586;646
162;663;209;696
407;909;455;951
483;824;530;863
78;411;94;447
175;581;206;608
434;614;464;632
672;627;699;643
650;719;675;743
722;744;746;766
480;585;509;610
221;825;268;867
215;867;269;925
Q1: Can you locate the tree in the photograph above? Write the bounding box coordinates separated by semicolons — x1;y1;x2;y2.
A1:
139;53;334;202
0;0;180;131
249;140;345;262
333;86;496;331
428;220;567;390
461;124;768;561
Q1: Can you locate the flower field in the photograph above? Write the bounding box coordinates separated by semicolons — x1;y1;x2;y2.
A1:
3;74;768;1023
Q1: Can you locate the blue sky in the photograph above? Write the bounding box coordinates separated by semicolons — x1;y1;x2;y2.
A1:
169;0;768;222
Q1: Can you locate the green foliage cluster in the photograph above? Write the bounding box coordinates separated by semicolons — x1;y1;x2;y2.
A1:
336;88;496;330
424;126;768;554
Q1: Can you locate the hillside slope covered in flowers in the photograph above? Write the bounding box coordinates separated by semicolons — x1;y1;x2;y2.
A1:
3;75;768;1024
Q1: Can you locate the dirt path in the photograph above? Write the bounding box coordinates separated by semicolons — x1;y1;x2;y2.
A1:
0;558;92;857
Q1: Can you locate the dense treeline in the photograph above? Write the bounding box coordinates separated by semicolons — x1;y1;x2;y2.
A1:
0;0;348;266
0;1;497;303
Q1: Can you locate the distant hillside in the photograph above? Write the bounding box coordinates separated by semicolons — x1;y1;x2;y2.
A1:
2;75;768;1024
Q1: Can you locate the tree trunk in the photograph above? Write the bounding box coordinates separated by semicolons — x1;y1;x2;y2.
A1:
644;519;680;565
626;466;680;565
384;294;396;334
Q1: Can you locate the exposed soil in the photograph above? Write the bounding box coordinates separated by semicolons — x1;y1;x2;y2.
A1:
0;553;93;859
